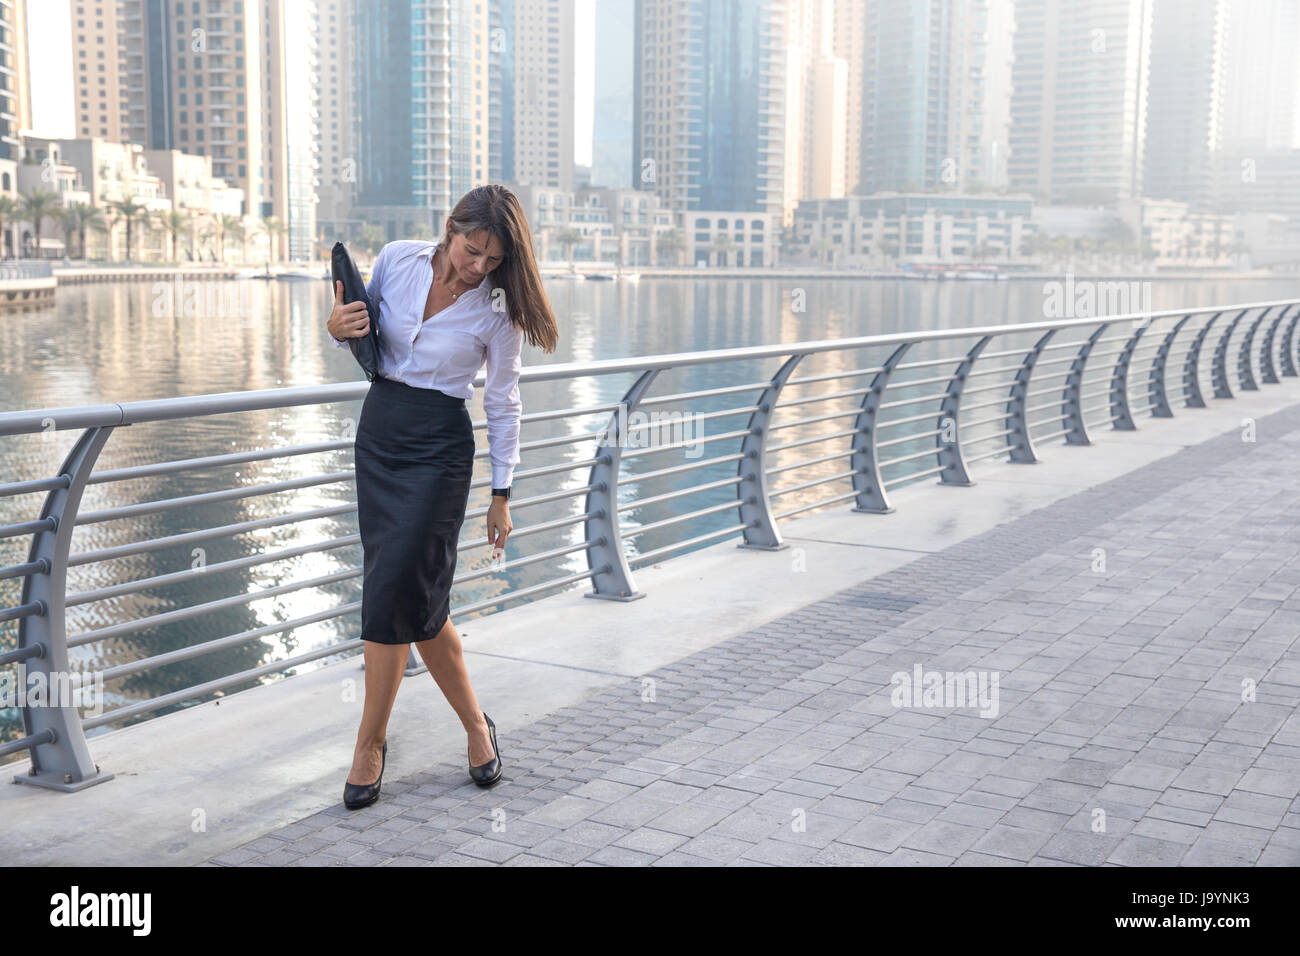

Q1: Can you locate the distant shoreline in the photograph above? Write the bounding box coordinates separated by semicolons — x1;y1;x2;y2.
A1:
45;263;1293;285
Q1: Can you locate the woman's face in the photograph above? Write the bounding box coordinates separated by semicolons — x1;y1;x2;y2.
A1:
446;228;505;285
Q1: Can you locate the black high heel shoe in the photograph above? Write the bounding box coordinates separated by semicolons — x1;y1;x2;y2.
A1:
343;740;387;810
468;713;502;787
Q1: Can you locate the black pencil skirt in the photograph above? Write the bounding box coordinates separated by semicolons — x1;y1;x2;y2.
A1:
354;376;475;644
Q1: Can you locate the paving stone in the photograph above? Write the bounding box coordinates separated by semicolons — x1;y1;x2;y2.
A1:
838;813;923;853
970;824;1053;862
1036;831;1124;866
198;402;1300;867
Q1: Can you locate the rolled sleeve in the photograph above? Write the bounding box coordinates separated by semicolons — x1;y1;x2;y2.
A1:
483;318;524;489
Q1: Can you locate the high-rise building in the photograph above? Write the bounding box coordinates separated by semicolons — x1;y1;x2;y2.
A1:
2;0;33;161
862;0;954;192
489;0;513;183
1206;1;1300;225
784;0;846;217
354;0;497;236
949;0;1012;190
1143;0;1225;205
633;0;785;216
859;0;1012;194
71;0;126;142
1219;0;1300;153
1008;0;1152;203
805;0;846;200
316;0;355;240
116;0;268;216
511;0;574;192
262;0;319;260
831;0;866;195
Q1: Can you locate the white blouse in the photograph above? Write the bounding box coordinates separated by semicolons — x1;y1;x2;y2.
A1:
329;238;524;489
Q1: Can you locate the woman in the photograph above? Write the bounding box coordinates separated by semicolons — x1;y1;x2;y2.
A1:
326;184;559;808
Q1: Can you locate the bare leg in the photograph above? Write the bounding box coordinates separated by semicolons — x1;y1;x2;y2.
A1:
413;615;494;765
347;640;407;785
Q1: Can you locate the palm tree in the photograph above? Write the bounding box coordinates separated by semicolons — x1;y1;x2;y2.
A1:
554;228;583;270
230;219;249;263
157;209;192;262
654;228;686;267
83;206;109;261
355;223;386;256
263;217;287;261
708;233;736;267
0;195;20;259
809;236;835;267
106;196;152;261
215;213;241;263
197;223;217;262
19;189;64;259
778;225;802;261
255;216;288;263
57;207;79;260
63;203;106;260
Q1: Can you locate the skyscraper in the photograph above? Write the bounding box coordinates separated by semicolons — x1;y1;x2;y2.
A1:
71;0;126;142
0;0;30;161
1008;0;1151;203
354;0;495;233
316;0;355;239
859;0;1012;194
831;0;866;195
1143;0;1224;205
785;0;847;214
267;0;319;259
1219;0;1300;153
633;0;785;215
510;0;574;191
115;0;268;216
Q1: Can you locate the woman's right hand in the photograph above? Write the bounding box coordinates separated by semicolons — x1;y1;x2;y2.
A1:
327;280;370;341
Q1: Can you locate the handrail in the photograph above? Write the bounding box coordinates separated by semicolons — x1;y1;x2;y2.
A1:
5;297;1300;437
2;296;1299;790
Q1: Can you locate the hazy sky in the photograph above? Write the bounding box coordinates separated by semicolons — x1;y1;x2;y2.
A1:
28;3;73;138
26;1;596;164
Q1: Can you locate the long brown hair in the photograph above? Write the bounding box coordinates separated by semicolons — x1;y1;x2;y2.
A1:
442;185;559;353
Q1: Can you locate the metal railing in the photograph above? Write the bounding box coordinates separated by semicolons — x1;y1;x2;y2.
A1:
0;262;55;281
2;296;1299;791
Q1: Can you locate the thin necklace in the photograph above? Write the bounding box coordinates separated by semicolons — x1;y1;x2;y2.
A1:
434;247;472;299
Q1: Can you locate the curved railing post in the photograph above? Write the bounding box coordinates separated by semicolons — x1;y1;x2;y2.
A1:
1007;330;1054;463
1183;311;1220;408
1212;308;1248;399
1149;314;1191;419
737;353;805;550
582;369;659;601
1260;304;1290;385
1109;321;1148;430
1237;306;1271;391
1063;323;1108;445
13;426;117;791
851;343;911;514
937;336;990;485
1280;306;1300;377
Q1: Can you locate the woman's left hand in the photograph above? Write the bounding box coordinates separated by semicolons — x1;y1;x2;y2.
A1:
487;496;512;562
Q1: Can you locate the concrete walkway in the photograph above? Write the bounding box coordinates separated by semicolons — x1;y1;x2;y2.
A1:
197;399;1300;866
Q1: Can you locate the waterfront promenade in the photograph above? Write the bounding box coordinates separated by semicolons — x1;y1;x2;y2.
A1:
5;381;1299;866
